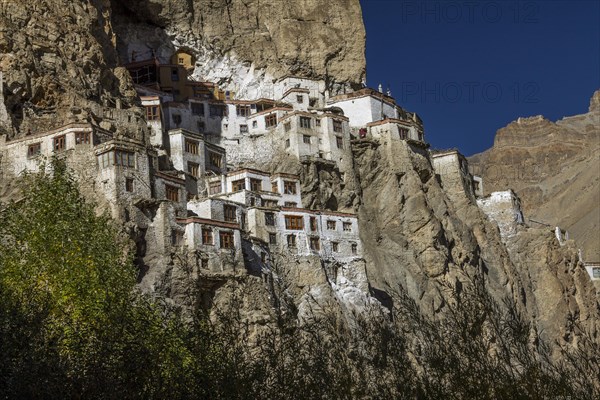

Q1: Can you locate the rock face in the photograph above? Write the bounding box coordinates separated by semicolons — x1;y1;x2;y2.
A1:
0;0;598;375
111;0;366;97
469;91;600;261
0;0;366;138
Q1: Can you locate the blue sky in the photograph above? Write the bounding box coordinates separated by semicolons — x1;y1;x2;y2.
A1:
360;0;600;155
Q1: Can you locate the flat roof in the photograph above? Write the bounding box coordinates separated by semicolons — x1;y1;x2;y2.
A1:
227;168;271;177
281;207;357;218
177;217;240;230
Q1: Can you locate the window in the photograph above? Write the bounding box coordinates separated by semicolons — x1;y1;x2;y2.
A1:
115;150;135;168
271;182;278;193
399;128;409;140
269;233;277;245
303;135;311;144
125;178;134;192
236;105;251;116
265;212;275;226
201;258;208;269
166;185;179;202
351;243;358;255
191;102;204;116
593;267;600;278
333;119;343;133
264;200;278;207
284;202;297;208
284;122;291;132
239;124;248;134
209;181;221;195
99;151;114;168
171;230;183;246
284;215;303;230
296;95;303;103
315;119;321;127
188;162;199;177
250;178;262;192
202;229;213;245
336;136;344;149
185;139;199;154
418;132;424;141
309;237;320;251
172;114;182;125
285;139;290;148
300;116;311;129
252;120;258;128
284;181;297;194
327;220;336;230
287;234;297;248
209;105;226;117
265;113;277;128
343;222;352;232
197;121;205;132
224;205;236;222
27;143;41;158
146;105;160;121
178;57;184;64
53;135;66;152
75;131;90;145
209;152;222;168
232;179;245;192
220;231;234;249
332;242;339;252
171;68;179;81
310;216;317;231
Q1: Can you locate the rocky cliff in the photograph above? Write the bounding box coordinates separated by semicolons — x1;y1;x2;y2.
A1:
1;0;598;384
469;91;600;261
0;0;365;138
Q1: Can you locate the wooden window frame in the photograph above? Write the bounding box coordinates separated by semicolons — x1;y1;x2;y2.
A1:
219;231;234;249
284;215;303;230
303;135;311;144
202;228;213;245
283;181;297;195
187;161;200;177
75;131;91;145
287;234;297;248
165;185;179;202
236;105;251;117
232;179;246;192
265;113;277;128
184;138;200;155
27;143;41;158
125;178;134;192
309;237;320;251
327;220;336;230
250;178;262;192
333;119;343;133
224;205;237;222
300;116;311;129
332;242;339;252
209;152;222;168
146;105;160;121
53;135;66;152
343;222;352;232
310;216;317;231
336;136;344;149
269;233;277;245
209;181;222;195
265;212;275;226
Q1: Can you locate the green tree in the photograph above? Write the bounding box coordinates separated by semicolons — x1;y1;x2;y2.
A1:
0;158;193;399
